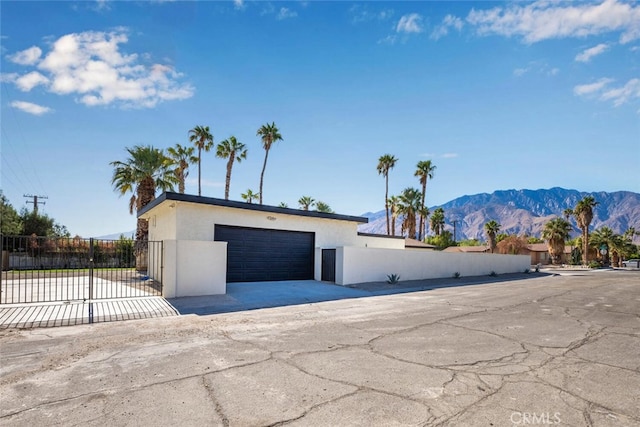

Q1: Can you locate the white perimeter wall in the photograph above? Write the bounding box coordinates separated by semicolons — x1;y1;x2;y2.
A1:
356;235;405;249
162;240;227;298
336;246;530;286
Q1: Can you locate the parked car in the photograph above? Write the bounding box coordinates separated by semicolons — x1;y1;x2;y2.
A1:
622;259;640;268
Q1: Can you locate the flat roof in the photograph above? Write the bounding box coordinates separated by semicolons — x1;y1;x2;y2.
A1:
138;192;368;224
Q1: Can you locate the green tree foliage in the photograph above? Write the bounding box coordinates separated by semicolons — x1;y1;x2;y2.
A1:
110;145;177;242
377;154;398;235
216;136;248;200
429;207;445;236
298;196;315;210
19;208;69;237
1;192;22;235
484;220;501;253
397;187;422;239
414;160;436;240
241;189;259;204
542;218;572;264
457;238;482;246
166;143;198;194
573;196;599;265
189;125;214;197
424;230;456;250
315;201;333;213
257;122;283;205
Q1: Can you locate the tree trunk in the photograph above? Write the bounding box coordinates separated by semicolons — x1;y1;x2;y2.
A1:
225;154;234;200
419;181;426;241
259;148;270;205
197;146;202;196
385;176;390;235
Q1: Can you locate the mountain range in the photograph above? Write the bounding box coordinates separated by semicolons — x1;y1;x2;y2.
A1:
358;188;640;242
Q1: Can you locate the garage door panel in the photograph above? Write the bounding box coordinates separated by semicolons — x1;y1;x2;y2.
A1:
214;225;314;282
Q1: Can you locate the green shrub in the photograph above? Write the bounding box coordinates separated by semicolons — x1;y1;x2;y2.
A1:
489;271;498;277
386;273;400;284
453;272;461;279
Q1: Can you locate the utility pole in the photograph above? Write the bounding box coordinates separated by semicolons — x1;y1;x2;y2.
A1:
24;194;47;215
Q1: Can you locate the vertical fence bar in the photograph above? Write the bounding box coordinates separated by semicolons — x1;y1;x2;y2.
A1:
88;238;94;324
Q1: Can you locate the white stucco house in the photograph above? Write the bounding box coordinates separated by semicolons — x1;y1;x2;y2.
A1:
138;192;530;298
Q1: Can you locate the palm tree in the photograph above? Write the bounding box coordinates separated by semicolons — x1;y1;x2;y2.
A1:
315;201;333;213
590;226;621;266
388;195;400;237
397;187;422;239
256;122;283;205
542;217;572;264
298;196;315;210
166;143;198;194
430;207;445;236
377;154;398;235
188;125;214;196
278;202;289;208
216;136;248;200
573;196;599;265
241;189;259;204
414;160;436;240
484;220;501;253
110;145;177;243
563;208;573;222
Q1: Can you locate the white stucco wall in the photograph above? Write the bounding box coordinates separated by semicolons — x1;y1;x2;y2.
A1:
356;235;405;249
162;240;227;298
335;246;530;285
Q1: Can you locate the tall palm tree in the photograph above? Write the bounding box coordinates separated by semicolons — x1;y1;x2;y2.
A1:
377;154;398;235
397;187;422;239
241;189;259;204
298;196;315;210
542;217;572;264
216;136;248;200
188;125;214;196
430;207;445;236
166;143;198;194
256;122;283;205
484;220;501;253
414;160;436;240
388;195;400;237
573;196;599;265
315;201;333;213
110;145;177;242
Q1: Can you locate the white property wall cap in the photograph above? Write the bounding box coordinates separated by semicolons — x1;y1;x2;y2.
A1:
138;192;369;224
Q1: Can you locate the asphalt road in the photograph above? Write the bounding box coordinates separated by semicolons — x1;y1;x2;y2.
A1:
1;270;639;426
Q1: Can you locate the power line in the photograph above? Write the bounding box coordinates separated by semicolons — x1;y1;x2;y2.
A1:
1;82;47;195
24;194;48;215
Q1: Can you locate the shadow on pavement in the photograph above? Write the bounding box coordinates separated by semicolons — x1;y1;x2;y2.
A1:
167;272;552;316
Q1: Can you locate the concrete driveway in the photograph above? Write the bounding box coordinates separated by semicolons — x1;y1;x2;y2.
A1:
1;270;639;426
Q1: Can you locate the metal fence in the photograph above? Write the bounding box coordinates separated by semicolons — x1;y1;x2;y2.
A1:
1;236;163;304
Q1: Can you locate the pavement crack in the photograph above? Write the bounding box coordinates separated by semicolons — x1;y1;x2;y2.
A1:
200;375;229;427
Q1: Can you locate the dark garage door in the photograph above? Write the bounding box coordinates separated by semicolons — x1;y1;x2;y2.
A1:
215;225;315;282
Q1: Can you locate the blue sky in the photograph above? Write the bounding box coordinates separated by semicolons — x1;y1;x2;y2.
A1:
1;0;639;237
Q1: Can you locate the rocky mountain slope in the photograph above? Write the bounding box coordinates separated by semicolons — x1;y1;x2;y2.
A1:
358;188;640;241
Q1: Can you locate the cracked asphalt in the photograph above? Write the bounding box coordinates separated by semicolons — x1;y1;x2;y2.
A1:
1;270;639;426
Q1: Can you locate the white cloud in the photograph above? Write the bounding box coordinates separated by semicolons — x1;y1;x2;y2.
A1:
10;101;53;115
0;73;18;83
574;77;615;96
396;13;423;34
601;78;640;106
6;30;194;109
276;7;297;20
15;71;49;91
573;77;640;106
377;35;397;45
575;43;610;62
233;0;244;10
431;14;464;40
513;67;529;77
7;46;42;65
466;0;640;44
349;5;393;24
441;153;459;159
